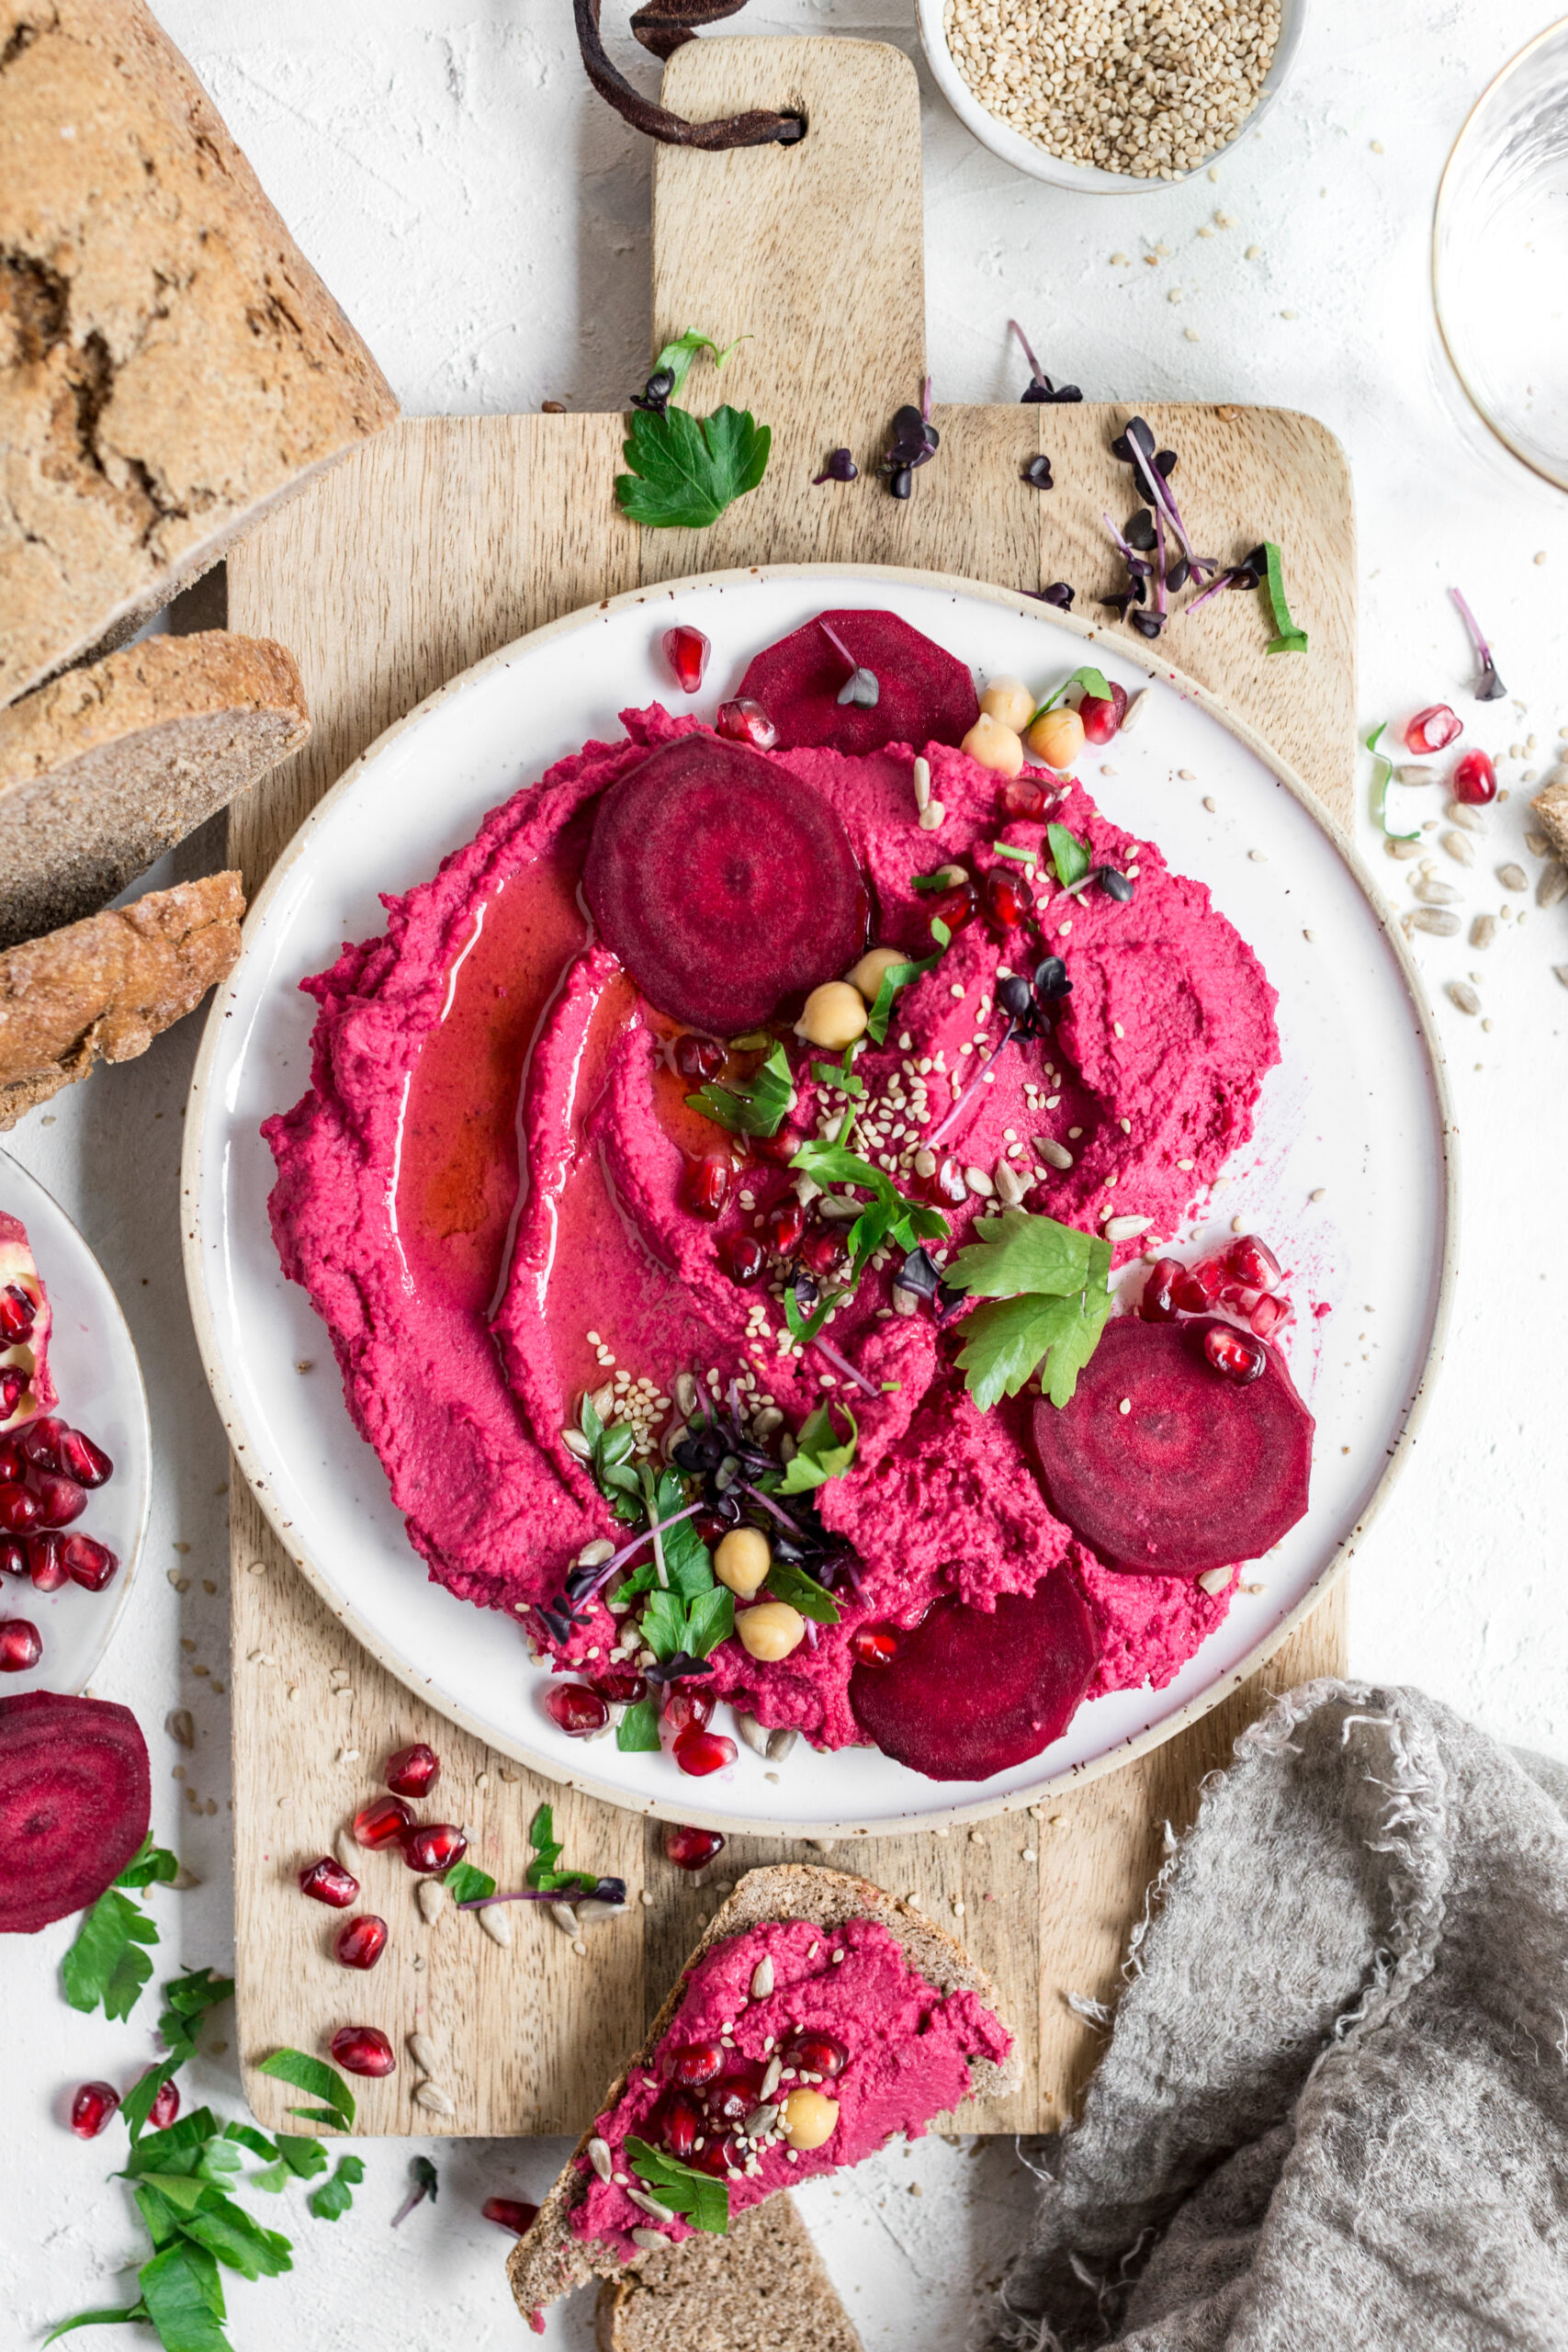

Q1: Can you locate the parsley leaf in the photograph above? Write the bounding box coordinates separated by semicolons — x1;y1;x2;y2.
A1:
121;1969;234;2142
577;1393;642;1517
525;1803;600;1896
442;1860;497;1906
1028;664;1112;725
308;2155;366;2223
948;1208;1095;1301
1046;823;1091;889
687;1040;795;1137
948;1211;1114;1409
615;403;771;531
953;1289;1110;1411
61;1835;180;2021
653;328;749;398
625;2137;729;2234
616;1697;661;1752
1259;540;1308;654
254;2050;356;2133
864;952;941;1046
776;1402;858;1495
117;1835;183;1892
762;1555;841;1624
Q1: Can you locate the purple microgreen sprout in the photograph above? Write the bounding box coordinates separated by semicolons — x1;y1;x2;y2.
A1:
1009;319;1083;403
1026;582;1076;609
813;447;859;485
1367;721;1418;842
1022;454;1055;490
881;387;941;498
1450;586;1506;700
1110;417;1217;582
391;2157;439;2227
1185;548;1262;616
456;1874;628;1911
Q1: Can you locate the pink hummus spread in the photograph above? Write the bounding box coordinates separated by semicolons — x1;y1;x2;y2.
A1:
567;1916;1011;2256
265;630;1287;1775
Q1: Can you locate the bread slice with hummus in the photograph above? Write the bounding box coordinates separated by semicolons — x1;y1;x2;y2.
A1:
594;2190;862;2352
507;1862;1018;2324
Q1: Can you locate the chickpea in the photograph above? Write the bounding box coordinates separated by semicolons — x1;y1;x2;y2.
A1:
782;2087;840;2150
797;981;868;1051
960;712;1025;779
736;1600;805;1661
845;944;905;1004
1024;707;1086;773
979;674;1035;732
714;1527;772;1598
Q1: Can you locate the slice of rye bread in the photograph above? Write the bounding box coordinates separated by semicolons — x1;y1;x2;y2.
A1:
0;634;308;949
508;1863;1019;2322
1536;777;1568;865
594;2191;863;2352
0;870;243;1128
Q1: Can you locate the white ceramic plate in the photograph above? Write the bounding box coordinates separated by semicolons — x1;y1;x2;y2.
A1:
0;1152;151;1695
183;567;1453;1834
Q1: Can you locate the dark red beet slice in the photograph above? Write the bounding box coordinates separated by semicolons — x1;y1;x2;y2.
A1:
583;733;864;1033
1031;1317;1314;1579
0;1690;151;1933
737;609;980;758
850;1573;1101;1782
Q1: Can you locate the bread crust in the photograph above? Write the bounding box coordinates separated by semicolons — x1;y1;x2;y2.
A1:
506;1862;1018;2322
1534;778;1568;866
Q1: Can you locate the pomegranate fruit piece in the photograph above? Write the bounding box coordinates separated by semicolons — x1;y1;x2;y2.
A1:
785;2031;848;2078
583;734;865;1035
983;869;1033;932
737;609;980;759
70;2080;119;2138
147;2075;181;2130
31;1472;87;1529
660;1689;715;1750
657;2088;704;2159
0;1482;41;1535
402;1822;468;1872
1031;1317;1313;1577
482;2196;539;2235
19;1416;66;1473
544;1683;609;1738
384;1742;440;1799
722;1233;765;1285
1140;1258;1184;1322
850;1572;1100;1781
1404;705;1461;755
763;1198;805;1257
1170;1252;1228;1314
663;625;711;695
682;1153;733;1222
750;1123;807;1166
673;1033;726;1082
63;1535;119;1592
1249;1292;1292;1342
928;882;977;936
669;2040;725;2088
708;2061;768;2125
673;1725;736;1777
588;1668;649;1705
0;1439;23;1483
1450;748;1496;806
715;696;778;752
354;1794;415;1849
1000;775;1049;819
299;1855;360;1907
0;1617;42;1671
0;1283;36;1345
0;1539;25;1577
798;1225;845;1280
1078;681;1129;744
57;1429;113;1488
1225;1235;1282;1295
330;2024;396;2077
0;1690;150;1931
0;1370;23;1423
1203;1323;1268;1385
27;1534;68;1591
335;1913;389;1969
849;1623;900;1668
0;1213;54;1432
664;1822;725;1870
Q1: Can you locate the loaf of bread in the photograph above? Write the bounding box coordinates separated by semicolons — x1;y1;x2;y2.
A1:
0;633;307;947
595;2193;863;2352
0;869;244;1125
0;0;397;707
1535;778;1568;865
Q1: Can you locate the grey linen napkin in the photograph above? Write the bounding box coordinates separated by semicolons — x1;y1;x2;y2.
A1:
989;1679;1568;2352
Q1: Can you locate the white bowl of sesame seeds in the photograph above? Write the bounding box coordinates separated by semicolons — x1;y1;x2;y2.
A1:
918;0;1307;191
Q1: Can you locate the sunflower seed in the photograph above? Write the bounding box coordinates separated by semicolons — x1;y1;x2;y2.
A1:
338;1826;364;1875
918;798;946;831
478;1902;513;1946
931;864;967;889
576;1898;627;1929
627;2188;678;2224
963;1166;994;1198
1034;1137;1074;1170
817;1193;861;1221
1498;863;1529;891
1409;908;1461;936
891;1283;919;1317
1538;863;1568;910
750;1957;774;2000
736;1711;772;1758
674;1373;698;1418
1197;1566;1233;1595
165;1709;195;1749
1411;875;1459;906
549;1901;580;1936
760;2054;784;2102
1447;980;1481;1015
1554;966;1568;989
1439;830;1475;867
993;1160;1028;1207
630;2228;670;2253
1396;764;1435;786
576;1537;615;1568
1385;837;1423;860
1103;1215;1152;1242
409;2032;442;2072
1470;914;1497;949
1119;688;1150;732
561;1427;592;1460
1448;800;1487;832
1525;829;1550;856
751;1406;784;1438
416;1877;447;1924
744;2103;782;2138
413;2080;456;2114
912;754;932;812
793;1174;822;1205
590;2137;615;2180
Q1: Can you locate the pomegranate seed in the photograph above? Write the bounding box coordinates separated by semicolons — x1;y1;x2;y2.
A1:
798;1226;845;1280
929;882;977;935
0;1482;41;1535
70;2080;119;2138
657;2089;704;2160
63;1535;118;1591
694;2132;744;2178
1404;705;1462;756
335;1913;389;1969
660;1689;715;1750
984;870;1033;932
721;1233;765;1285
482;2196;539;2235
0;1440;23;1483
402;1822;468;1872
354;1794;415;1849
1225;1235;1282;1295
669;2040;724;2088
384;1742;441;1799
682;1152;732;1221
763;1197;806;1256
26;1534;68;1591
785;2030;848;2078
932;1157;968;1207
707;2062;768;2125
673;1725;736;1777
1202;1323;1268;1385
0;1617;41;1670
147;2075;180;2130
0;1538;25;1577
999;775;1049;819
715;696;777;752
19;1416;66;1473
0;1368;21;1421
663;1822;725;1871
330;2025;396;2077
849;1623;900;1668
544;1683;609;1738
0;1283;37;1343
674;1033;726;1081
693;1510;731;1545
1078;682;1129;744
31;1472;86;1530
663;625;711;695
1450;748;1496;806
1249;1292;1292;1341
1170;1253;1228;1314
750;1123;807;1165
57;1429;114;1487
299;1856;361;1907
1140;1258;1184;1322
588;1668;649;1704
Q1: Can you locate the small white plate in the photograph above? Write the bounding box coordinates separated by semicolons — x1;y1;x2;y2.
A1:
0;1153;151;1695
183;566;1454;1835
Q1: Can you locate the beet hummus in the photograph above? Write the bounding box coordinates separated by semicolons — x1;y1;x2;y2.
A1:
265;609;1314;1785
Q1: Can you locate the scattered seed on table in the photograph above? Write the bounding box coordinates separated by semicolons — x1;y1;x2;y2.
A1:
1499;864;1529;891
1471;913;1496;948
1538;864;1568;910
1440;831;1475;866
1447;981;1481;1015
1411;908;1461;935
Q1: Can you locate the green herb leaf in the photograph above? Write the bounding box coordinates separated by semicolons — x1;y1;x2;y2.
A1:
685;1583;736;1658
136;2240;231;2352
116;1835;181;1891
1259;541;1308;654
270;2134;330;2181
616;1697;661;1752
776;1402;858;1495
62;1886;160;2021
653;328;749;398
1046;823;1091;889
123;2111;222;2180
762;1555;842;1624
625;2137;730;2235
44;2305;151;2343
864;951;941;1046
615;403;771;532
947;1208;1095;1301
180;2195;294;2280
640;1588;692;1663
688;1040;795;1137
308;2154;367;2223
255;2050;355;2133
1029;664;1111;725
989;840;1038;867
930;914;952;948
528;1804;562;1875
442;1860;497;1905
811;1057;864;1097
1366;720;1418;842
949;1213;1114;1410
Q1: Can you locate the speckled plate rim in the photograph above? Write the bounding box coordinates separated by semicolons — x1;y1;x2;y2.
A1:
182;560;1458;1838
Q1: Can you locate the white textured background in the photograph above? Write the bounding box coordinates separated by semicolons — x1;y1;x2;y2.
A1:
7;2;1568;2345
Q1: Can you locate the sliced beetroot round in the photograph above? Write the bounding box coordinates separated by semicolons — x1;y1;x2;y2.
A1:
1031;1317;1314;1579
737;609;980;758
583;733;865;1033
0;1690;151;1934
849;1572;1101;1782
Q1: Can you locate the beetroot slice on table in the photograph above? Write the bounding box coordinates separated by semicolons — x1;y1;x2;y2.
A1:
0;1690;151;1933
737;609;980;758
1031;1317;1314;1580
583;732;865;1034
850;1571;1101;1782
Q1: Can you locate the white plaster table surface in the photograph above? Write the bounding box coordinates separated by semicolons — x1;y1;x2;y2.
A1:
7;4;1567;2346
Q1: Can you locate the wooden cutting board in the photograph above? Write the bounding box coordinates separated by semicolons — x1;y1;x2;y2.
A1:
222;36;1352;2141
